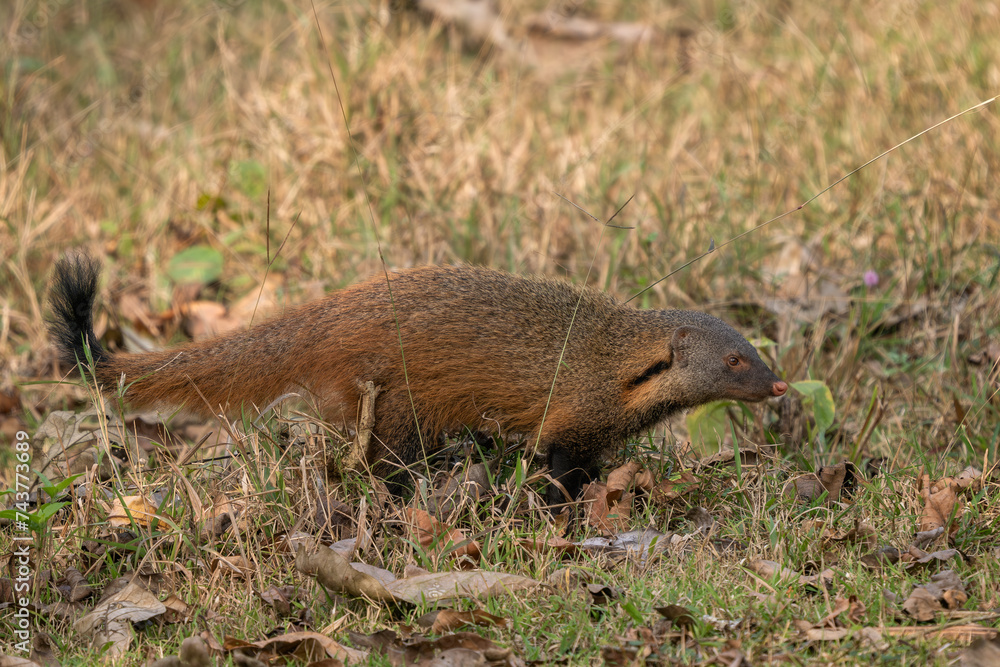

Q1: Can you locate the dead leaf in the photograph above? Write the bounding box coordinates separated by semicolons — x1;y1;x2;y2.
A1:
605;460;642;503
386;570;540;605
902;570;967;622
74;581;166;658
655;604;697;629
57;567;94;603
783;462;849;503
297;545;539;605
425;463;490;520
582;482;631;534
861;546;900;569
416;608;509;633
405;508;481;566
224;630;364;664
919;480;961;535
107;495;160;528
210;555;251;579
295;546;395;603
352;628;523;666
649;470;699;505
962;634;1000;666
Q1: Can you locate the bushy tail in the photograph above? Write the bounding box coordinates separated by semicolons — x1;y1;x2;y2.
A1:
48;251;304;416
49;253;108;372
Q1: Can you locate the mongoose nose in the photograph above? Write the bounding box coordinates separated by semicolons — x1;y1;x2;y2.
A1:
772;381;788;396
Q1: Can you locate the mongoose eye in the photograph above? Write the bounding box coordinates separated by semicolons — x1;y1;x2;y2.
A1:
727;356;741;367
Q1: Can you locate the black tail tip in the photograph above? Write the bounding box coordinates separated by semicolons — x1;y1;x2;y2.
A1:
48;252;106;368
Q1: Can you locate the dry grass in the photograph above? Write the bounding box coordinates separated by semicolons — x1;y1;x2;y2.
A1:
0;0;999;663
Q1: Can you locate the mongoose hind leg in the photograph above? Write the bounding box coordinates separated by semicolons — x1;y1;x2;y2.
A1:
362;389;436;496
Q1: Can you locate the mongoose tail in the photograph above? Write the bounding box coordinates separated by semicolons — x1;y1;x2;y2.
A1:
48;254;304;416
49;255;786;505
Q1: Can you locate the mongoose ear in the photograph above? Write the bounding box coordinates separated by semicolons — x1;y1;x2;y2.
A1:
668;326;699;368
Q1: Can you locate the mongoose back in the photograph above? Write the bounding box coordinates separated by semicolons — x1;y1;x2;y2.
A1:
49;254;787;503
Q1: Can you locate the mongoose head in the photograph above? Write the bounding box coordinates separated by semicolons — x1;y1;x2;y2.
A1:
628;312;787;415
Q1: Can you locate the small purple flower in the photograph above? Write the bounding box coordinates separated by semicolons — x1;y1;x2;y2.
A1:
863;270;879;288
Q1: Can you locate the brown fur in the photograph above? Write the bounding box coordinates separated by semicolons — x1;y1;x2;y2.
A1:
50;256;787;503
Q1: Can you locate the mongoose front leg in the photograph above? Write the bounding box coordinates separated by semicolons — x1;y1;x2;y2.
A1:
547;446;600;506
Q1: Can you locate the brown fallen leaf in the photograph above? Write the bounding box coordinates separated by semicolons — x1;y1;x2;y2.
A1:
605;460;642;503
655;604;697;629
386;570;540;605
352;628;524;666
297;545;539;605
74;581;166;658
582;482;631;534
649;470;699;505
783;461;850;504
405;508;481;566
902;570;967;622
224;630;364;664
57;567;94;603
107;495;160;529
919;479;962;536
296;546;395;603
149;636;214;667
424;463;490;520
416;608;509;634
161;594;195;624
962;634;1000;666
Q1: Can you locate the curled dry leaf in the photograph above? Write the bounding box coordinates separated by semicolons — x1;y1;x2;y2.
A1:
902;570;967;622
416;608;509;633
224;630;365;664
296;546;395;603
783;461;850;504
149;636;214;667
107;495;160;528
425;463;490;520
297;544;539;605
860;546;900;569
582;482;631;534
58;567;94;603
919;480;962;536
902;547;962;569
405;508;481;566
649;470;699;505
74;582;166;658
605;460;642;503
353;628;524;667
655;604;697;629
961;635;1000;667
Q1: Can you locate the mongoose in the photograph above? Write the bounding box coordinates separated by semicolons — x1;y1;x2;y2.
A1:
49;254;787;504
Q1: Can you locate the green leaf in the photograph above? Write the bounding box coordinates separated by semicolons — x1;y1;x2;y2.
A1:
231;159;267;199
686;400;736;451
622;600;645;624
41;473;84;500
790;380;836;435
167;245;224;285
